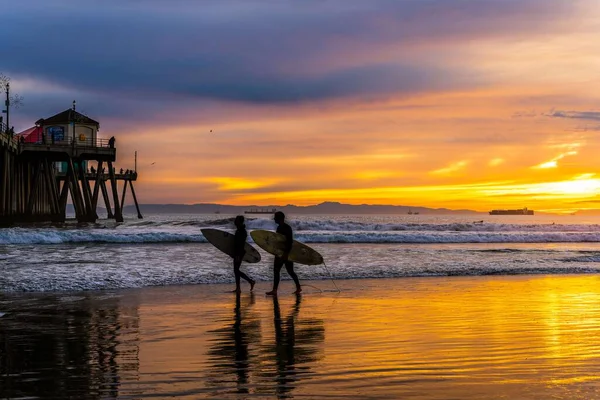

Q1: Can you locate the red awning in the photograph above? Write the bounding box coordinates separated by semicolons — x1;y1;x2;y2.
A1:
16;126;43;143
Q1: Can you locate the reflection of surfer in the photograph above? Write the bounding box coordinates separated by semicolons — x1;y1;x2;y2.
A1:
233;216;255;293
266;212;301;296
272;294;301;397
233;292;252;393
207;292;260;394
266;294;325;398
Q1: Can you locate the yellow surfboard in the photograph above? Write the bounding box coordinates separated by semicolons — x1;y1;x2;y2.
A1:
250;229;323;265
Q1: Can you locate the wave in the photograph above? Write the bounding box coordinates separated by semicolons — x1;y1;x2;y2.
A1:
561;253;600;263
127;218;600;233
279;221;600;233
293;232;600;243
126;217;237;228
0;229;208;245
5;228;600;244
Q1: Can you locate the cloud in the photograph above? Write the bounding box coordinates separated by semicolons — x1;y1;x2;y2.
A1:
548;142;582;150
545;110;600;121
430;161;469;175
532;151;578;169
511;110;538;118
445;134;515;144
204;177;281;191
489;158;504;167
1;0;579;107
535;160;558;169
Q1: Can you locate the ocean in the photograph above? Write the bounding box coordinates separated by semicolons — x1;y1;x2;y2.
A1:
2;213;600;292
3;214;600;399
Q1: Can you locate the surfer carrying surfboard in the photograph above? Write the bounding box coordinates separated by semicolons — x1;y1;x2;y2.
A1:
266;212;302;296
233;216;256;293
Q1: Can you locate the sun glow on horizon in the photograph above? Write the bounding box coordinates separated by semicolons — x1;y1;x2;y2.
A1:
188;174;600;212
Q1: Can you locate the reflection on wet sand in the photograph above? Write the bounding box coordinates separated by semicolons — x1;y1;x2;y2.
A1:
0;293;140;399
207;292;261;394
207;292;325;398
269;294;325;398
3;276;600;398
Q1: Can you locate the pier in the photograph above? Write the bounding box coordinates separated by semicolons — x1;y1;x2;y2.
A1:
0;105;142;224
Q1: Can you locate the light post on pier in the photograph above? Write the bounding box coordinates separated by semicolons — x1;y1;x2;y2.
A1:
2;82;9;133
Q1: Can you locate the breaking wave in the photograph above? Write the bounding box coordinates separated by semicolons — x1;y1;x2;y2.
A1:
0;228;208;245
3;226;600;244
127;218;600;232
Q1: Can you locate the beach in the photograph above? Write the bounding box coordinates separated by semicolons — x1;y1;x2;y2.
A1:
2;275;600;399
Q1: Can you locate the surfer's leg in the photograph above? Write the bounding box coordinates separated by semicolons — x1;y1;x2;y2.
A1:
235;251;255;290
267;258;284;295
238;270;254;286
233;257;242;293
285;261;302;293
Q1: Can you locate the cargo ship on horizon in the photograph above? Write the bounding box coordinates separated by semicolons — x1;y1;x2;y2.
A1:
489;207;534;215
244;208;277;214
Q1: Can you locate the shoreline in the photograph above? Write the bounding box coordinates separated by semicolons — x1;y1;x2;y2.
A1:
1;271;600;296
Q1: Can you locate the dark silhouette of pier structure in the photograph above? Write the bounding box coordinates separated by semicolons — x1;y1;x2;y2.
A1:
0;105;142;224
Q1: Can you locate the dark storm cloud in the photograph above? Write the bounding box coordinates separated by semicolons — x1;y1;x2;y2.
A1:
1;0;576;106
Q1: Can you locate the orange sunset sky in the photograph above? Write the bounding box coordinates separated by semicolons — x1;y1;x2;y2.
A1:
4;1;600;213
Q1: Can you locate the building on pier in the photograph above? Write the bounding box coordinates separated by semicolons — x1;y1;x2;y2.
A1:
19;106;101;173
0;103;142;224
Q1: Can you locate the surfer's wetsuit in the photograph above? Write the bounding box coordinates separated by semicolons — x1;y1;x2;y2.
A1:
277;223;294;254
273;222;301;291
233;225;254;289
234;227;247;258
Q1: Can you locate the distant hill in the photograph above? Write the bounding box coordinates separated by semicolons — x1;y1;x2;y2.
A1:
122;201;482;215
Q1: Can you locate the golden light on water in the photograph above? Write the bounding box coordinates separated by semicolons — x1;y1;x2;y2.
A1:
129;276;600;398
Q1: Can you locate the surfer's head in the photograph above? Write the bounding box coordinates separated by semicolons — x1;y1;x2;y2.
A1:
234;215;245;228
274;211;285;224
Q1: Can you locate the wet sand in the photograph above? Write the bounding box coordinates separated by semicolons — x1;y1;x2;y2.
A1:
2;275;600;399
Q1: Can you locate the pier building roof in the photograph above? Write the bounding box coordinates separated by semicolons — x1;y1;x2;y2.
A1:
36;109;100;127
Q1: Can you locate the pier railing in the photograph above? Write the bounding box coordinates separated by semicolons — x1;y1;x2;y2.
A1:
55;170;138;180
25;135;112;148
0;126;20;151
18;134;116;162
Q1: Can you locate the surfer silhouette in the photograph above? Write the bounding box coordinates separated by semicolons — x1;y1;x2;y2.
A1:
266;212;302;296
233;216;256;293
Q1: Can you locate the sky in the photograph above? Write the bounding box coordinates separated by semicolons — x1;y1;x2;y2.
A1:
2;0;600;212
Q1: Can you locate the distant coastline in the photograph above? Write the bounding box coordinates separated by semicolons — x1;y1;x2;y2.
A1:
119;201;482;215
66;201;585;216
